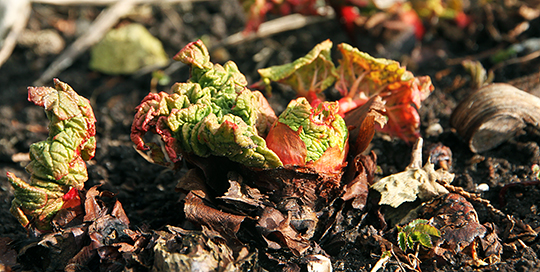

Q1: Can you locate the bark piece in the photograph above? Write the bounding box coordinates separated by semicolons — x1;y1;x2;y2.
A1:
451;83;540;153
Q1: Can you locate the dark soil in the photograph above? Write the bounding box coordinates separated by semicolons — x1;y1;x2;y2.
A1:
1;1;540;271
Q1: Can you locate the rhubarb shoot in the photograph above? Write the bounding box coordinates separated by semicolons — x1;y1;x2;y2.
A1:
131;40;282;169
257;40;434;142
8;79;96;231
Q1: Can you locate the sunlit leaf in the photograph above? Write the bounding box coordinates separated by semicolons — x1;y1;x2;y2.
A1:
258;39;338;100
8;79;95;231
131;40;282;169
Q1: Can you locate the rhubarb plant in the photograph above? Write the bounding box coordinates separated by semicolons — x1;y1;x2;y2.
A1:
239;1;471;39
131;40;282;169
7;79;96;231
257;40;433;142
132;40;351;174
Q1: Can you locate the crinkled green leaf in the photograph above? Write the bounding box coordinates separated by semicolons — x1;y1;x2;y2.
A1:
132;40;281;169
267;97;348;167
336;43;410;98
257;39;338;98
8;79;96;231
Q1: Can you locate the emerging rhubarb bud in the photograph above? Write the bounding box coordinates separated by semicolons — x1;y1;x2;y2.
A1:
8;79;96;231
266;97;348;174
131;40;282;169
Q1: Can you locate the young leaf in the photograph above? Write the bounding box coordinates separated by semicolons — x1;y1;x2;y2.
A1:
257;39;338;102
397;219;441;251
131;40;282;169
8;79;96;231
257;40;433;142
336;43;434;142
266;97;348;174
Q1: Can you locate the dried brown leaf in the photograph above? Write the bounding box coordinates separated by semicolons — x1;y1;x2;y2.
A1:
279;198;319;239
175;167;208;193
341;151;378;210
343;95;386;157
257;207;311;256
153;226;256;272
184;191;246;240
217;172;267;210
479;222;502;264
111;200;130;226
83;186;102;222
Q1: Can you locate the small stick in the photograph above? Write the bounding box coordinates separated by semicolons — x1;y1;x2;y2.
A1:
34;0;137;85
491;49;540;71
406;138;423;170
437;181;507;218
220;14;331;47
0;1;31;67
161;13;333;77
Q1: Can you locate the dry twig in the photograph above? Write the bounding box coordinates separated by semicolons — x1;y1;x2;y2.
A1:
0;1;31;67
161;13;333;77
34;0;137;85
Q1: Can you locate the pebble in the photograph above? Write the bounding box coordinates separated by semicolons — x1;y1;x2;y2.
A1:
476;183;490;192
425;122;444;137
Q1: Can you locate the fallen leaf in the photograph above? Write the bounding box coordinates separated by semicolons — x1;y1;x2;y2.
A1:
371;138;453;208
343;95;386;157
184;191;246;242
418;193;497;265
341;151;378;210
217;172;268;211
152;226;256;272
257;207;311;256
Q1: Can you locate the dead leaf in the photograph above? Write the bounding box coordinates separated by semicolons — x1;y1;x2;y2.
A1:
217;172;268;211
184;191;246;241
152;226;257;272
175;167;209;193
371;138;453;208
343;95;386;157
479;222;502;264
257;207;311;256
18;225;88;271
418;193;498;265
341;151;378;210
279;198;319;239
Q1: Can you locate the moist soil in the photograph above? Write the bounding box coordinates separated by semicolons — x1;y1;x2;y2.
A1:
1;1;540;271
